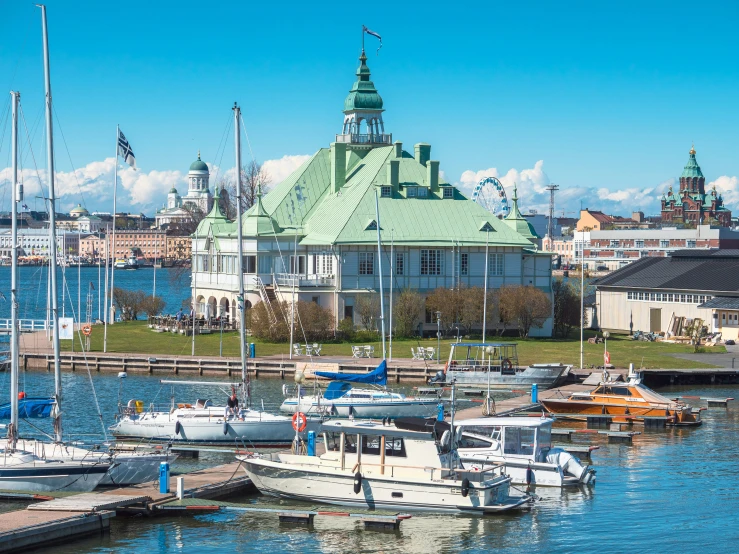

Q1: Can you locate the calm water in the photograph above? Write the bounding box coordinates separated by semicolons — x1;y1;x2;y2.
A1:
1;370;737;552
0;265;190;322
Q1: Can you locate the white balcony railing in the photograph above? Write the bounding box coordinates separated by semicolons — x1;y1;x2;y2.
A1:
335;133;392;145
275;273;336;288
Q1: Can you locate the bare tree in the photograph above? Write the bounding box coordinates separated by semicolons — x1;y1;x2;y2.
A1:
220;161;272;220
140;295;167;317
355;294;380;331
499;286;552;338
393;289;424;338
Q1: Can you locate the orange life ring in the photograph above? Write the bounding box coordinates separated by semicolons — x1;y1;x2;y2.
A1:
502;358;513;371
82;324;92;336
292;411;307;432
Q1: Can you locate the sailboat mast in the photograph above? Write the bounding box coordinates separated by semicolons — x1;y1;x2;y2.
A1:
39;4;63;443
233;103;248;404
374;190;386;359
104;124;119;353
9;91;20;449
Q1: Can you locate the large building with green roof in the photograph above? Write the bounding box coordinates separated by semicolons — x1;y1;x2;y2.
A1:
191;50;553;336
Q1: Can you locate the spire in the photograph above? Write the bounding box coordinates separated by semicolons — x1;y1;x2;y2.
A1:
501;182;538;243
690;143;696;156
505;183;524;220
255;181;267;215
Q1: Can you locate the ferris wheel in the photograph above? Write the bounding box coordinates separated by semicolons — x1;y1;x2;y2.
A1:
471;176;509;216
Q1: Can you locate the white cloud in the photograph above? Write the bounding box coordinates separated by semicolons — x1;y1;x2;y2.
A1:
0;153;311;215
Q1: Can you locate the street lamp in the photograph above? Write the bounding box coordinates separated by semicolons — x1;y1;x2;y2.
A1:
435;311;442;364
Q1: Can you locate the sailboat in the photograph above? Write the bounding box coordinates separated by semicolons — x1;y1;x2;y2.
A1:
0;6;176;487
0;82;110;492
110;103;307;447
280;360;441;419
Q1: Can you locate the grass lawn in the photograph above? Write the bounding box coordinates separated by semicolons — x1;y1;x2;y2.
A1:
60;321;723;369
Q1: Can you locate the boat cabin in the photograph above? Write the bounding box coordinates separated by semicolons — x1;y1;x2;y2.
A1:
456;417;554;463
315;419;458;480
322;382;404;401
445;342;520;374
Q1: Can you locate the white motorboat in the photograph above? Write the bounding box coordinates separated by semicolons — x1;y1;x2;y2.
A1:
456;417;596;487
429;342;571;389
111;395;310;446
238;418;533;514
281;361;441;419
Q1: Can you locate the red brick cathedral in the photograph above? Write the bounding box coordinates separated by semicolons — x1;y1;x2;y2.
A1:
661;146;732;227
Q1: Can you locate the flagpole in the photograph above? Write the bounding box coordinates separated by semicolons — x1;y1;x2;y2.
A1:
104;124;118;353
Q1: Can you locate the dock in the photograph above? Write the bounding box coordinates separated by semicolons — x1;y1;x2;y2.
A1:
0;461;252;552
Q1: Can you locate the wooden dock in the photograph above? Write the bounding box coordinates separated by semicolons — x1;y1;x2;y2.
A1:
0;461;253;552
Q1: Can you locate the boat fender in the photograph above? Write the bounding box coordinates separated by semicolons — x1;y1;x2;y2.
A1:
353;472;362;494
461;477;470;498
175;420;182;436
455;426;464;445
440;430;451;451
526;465;533;485
223;421;229;435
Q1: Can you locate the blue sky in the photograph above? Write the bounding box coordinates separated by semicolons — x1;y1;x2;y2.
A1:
1;0;738;217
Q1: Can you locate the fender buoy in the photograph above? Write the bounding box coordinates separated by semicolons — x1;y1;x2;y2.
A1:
502;358;513;372
175;420;182;436
461;477;470;498
526;466;534;486
223;421;229;435
292;412;307;433
353;472;362;494
444;361;449;373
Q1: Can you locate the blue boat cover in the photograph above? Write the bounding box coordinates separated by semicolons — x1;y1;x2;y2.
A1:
315;360;387;386
323;382;352;400
0;398;55;419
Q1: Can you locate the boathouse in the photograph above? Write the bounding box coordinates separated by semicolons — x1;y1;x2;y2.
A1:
189;49;553;336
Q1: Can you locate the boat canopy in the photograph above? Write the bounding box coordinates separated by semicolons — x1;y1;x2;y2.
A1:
395;417;451;440
0;397;55;419
315;360;387;386
324;382;352;400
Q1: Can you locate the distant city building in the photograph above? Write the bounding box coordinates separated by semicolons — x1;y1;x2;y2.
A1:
79;233;107;260
571;225;739;271
69;204;89;218
0;229;79;258
56;215;107;234
110;229;166;261
576;209;649;231
154;152;213;229
661;146;732;227
166;235;191;261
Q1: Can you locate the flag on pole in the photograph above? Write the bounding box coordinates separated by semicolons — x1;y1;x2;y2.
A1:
117;129;136;169
363;25;382;54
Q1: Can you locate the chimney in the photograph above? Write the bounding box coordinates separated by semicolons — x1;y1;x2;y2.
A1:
387;159;400;193
393;141;403;158
427;160;440;193
414;143;431;167
330;142;347;193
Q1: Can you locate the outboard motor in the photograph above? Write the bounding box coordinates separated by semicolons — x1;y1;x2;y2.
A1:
546;448;596;485
428;370;446;385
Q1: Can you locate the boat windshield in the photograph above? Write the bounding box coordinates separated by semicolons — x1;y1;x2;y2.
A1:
503;427;535;456
593;386;633;396
459;425;502;441
537;427;551;450
447;343;519;371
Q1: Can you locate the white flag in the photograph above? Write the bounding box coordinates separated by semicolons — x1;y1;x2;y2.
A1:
117;129;136;169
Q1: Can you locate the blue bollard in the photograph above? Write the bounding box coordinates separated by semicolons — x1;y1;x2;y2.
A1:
307;431;316;456
531;383;539;404
249;343;256;358
437;403;444;422
159;462;170;494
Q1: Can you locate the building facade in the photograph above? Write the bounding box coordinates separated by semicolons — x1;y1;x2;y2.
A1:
166;235;191;261
0;229;79;259
110;230;167;261
661;146;732;227
190;50;554;336
595;250;739;338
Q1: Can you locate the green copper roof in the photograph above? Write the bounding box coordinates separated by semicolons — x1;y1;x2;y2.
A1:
190;151;208;172
194;188;228;236
70;203;88;214
169;187;178;194
502;184;538;241
344;50;384;112
681;146;704;179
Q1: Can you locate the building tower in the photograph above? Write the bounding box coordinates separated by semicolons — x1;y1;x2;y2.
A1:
167;186;181;210
338;50;390;145
184;151;213;213
680;144;705;195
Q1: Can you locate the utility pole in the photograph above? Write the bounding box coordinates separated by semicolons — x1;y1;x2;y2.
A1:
545;184;559;247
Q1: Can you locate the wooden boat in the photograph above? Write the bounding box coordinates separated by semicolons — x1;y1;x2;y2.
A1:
540;371;701;426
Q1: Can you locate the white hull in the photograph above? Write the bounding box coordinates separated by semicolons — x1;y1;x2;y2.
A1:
240;456;530;514
0;452;110;492
459;453;589;487
111;409;317;446
444;364;570;388
280;397;439;419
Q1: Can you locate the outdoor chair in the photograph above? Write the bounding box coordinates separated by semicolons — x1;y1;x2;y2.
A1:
293;344;303;356
365;345;374;358
351;346;363;358
312;343;322;356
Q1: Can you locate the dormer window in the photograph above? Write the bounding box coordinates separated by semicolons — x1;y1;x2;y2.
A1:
417;187;428;198
381;186;392;198
407;187;417;198
365;220;378;231
443;187;454;199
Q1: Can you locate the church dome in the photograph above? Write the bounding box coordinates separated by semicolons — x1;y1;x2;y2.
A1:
169;186;178;194
189;152;208;172
681;145;704;179
70;203;89;217
343;50;384;112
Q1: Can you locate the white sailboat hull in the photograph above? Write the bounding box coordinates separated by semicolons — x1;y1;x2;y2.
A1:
0;453;110;493
280;397;439;419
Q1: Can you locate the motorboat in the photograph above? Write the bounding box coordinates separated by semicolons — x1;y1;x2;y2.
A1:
280;361;441;419
456;417;596;487
428;342;570;389
114;255;138;270
539;370;702;426
111;383;314;447
237;418;533;514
